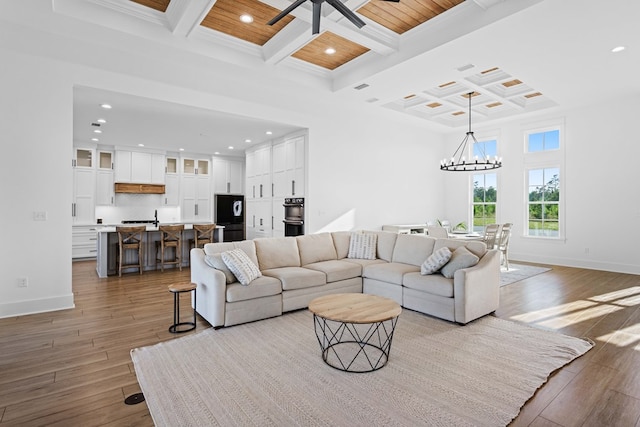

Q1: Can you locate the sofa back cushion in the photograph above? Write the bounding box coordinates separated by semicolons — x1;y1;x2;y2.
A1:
297;233;338;265
434;239;487;258
233;240;260;267
371;231;398;262
392;234;437;266
203;242;236;256
254;237;301;270
332;231;351;259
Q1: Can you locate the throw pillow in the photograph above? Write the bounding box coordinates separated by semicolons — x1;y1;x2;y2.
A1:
440;246;480;279
204;253;236;284
421;247;452;275
221;249;262;286
347;232;377;260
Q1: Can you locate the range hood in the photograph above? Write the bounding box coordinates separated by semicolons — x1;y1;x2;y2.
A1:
114;183;165;194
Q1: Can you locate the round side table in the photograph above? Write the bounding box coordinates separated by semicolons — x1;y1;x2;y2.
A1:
168;282;197;333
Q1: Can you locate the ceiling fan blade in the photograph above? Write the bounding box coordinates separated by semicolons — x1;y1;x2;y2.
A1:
267;0;308;26
326;0;366;29
312;1;321;34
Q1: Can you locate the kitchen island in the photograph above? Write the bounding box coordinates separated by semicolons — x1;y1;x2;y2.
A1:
95;223;224;278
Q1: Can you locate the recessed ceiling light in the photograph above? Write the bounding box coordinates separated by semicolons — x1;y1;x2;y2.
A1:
100;103;112;109
325;47;336;55
266;131;272;135
214;151;220;155
240;14;253;23
93;129;102;134
97;118;106;124
612;46;626;53
228;146;234;150
91;138;99;142
138;143;144;147
245;139;252;143
179;148;184;151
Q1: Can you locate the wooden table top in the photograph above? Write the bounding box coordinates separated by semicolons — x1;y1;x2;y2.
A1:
168;282;197;293
308;293;401;324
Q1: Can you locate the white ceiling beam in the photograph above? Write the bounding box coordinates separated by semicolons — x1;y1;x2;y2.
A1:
263;20;314;65
166;0;216;37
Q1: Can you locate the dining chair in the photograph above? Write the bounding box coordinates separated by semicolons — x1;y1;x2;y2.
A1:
483;224;501;250
427;226;449;238
497;223;513;270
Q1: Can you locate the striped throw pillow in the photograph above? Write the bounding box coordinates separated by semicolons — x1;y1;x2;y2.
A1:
221;249;262;286
347;233;377;260
421;247;452;275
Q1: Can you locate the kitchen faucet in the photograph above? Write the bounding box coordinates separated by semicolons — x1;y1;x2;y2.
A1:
153;209;159;227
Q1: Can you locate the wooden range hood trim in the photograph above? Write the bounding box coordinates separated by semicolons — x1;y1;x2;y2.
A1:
114;183;166;194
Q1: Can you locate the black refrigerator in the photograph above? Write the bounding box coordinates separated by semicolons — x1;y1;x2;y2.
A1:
214;194;245;242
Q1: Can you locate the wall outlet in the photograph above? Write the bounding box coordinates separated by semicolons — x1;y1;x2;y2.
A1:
17;277;28;287
33;211;47;221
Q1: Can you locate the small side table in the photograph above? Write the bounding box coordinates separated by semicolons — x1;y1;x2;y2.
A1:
168;282;197;333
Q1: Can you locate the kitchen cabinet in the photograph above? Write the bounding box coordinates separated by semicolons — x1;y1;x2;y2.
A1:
246;199;272;239
96;150;114;206
164;157;180;206
72;225;98;259
72;147;95;224
246;145;271;199
114;150;165;184
271;198;285;237
181;156;211;222
272;136;305;198
212;157;244;194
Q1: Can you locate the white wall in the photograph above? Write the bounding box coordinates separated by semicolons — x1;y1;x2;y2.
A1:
443;97;640;274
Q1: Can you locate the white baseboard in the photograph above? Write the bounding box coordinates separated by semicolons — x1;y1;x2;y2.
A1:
509;252;640;276
0;294;75;319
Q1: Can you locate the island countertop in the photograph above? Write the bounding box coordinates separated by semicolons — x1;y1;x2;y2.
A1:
95;223;225;278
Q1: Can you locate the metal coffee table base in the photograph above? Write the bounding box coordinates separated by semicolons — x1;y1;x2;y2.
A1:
313;314;399;373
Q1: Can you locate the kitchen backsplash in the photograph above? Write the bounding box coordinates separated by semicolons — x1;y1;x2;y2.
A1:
95;194;181;224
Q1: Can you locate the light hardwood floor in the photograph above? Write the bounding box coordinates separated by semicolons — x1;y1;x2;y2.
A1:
1;261;639;426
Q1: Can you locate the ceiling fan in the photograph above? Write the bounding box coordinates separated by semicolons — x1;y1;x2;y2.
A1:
268;0;400;35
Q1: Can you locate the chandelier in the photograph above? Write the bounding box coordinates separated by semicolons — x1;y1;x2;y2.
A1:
440;92;502;172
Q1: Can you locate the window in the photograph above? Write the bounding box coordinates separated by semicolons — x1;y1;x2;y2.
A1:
473;139;498;160
527;167;560;237
472;173;497;233
527;129;559;152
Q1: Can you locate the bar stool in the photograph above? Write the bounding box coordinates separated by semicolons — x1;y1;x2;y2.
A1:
168;282;197;333
116;226;145;277
156;224;184;272
189;223;216;249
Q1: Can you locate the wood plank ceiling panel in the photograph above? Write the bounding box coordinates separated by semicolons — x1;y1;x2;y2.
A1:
129;0;170;13
357;0;464;34
291;32;370;70
200;0;294;46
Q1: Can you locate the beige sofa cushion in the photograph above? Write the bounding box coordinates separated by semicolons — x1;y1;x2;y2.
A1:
203;241;260;274
331;231;351;259
254;237;301;270
392;234;437;266
226;275;282;303
304;260;361;283
403;272;454;298
296;233;337;265
372;231;398;262
363;262;420;286
262;267;326;291
434;239;487;258
203;242;236;256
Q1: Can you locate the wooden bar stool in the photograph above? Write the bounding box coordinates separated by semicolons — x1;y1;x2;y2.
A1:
189;223;216;249
168;282;197;333
156;224;184;272
115;226;145;277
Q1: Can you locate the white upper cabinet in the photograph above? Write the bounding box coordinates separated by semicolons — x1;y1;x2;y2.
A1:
72;147;95;224
213;157;244;194
272;136;305;197
114;150;165;184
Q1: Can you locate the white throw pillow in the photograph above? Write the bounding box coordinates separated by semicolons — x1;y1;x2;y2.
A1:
221;249;262;286
348;232;377;260
440;246;480;279
421;247;452;275
204;254;236;284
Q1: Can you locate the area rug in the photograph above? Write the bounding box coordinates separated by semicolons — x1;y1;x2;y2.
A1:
501;263;551;287
131;309;592;427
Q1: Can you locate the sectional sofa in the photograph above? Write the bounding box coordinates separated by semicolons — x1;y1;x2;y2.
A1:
190;231;500;328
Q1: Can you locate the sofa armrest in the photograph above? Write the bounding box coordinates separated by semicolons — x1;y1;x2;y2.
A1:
190;248;227;328
452;249;500;324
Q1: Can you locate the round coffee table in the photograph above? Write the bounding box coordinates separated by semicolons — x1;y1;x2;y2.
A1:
308;293;402;373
